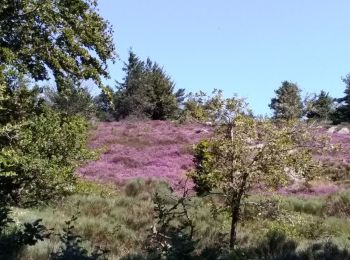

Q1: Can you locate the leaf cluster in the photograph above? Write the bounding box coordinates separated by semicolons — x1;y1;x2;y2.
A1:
0;0;116;89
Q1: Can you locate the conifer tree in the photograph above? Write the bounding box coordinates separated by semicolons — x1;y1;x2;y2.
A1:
269;81;303;120
306;91;334;121
115;51;184;120
332;74;350;123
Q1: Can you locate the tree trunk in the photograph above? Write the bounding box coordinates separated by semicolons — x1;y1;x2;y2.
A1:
229;172;249;249
229;198;241;249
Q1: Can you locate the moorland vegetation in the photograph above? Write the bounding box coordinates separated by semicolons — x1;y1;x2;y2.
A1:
1;1;350;259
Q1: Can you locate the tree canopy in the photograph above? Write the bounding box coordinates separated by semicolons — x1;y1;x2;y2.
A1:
306;90;334;121
113;50;184;120
269;81;303;121
332;74;350;123
191;95;324;247
0;0;116;90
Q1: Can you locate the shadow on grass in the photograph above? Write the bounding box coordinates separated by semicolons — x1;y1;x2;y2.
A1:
0;206;49;260
121;230;350;260
50;215;109;260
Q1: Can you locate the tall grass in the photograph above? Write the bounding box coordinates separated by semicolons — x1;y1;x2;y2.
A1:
12;181;350;259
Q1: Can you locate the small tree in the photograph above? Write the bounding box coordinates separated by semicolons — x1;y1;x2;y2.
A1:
190;96;323;248
269;81;303;120
183;89;253;123
305;90;334;121
183;91;209;122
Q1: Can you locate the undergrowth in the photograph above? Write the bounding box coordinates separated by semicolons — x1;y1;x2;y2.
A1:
9;180;350;259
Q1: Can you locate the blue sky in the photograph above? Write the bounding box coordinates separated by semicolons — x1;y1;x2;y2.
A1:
98;0;350;115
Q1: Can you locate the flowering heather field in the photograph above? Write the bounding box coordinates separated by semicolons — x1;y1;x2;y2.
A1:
78;122;350;195
78;120;211;188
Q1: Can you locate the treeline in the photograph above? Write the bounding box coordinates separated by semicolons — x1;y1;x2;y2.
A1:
95;51;185;121
13;50;348;125
269;79;350;124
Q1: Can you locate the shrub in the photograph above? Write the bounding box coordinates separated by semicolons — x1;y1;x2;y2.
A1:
324;190;350;218
0;107;94;205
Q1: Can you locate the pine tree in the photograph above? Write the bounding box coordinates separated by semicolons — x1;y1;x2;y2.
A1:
332;74;350;123
269;81;303;120
115;51;184;120
306;91;334;121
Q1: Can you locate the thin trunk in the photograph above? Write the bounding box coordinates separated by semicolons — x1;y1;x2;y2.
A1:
229;172;249;249
229;199;241;248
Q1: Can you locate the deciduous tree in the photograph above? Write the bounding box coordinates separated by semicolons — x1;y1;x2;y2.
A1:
190;96;324;248
0;0;116;90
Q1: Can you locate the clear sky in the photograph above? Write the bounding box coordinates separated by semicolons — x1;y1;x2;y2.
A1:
98;0;350;116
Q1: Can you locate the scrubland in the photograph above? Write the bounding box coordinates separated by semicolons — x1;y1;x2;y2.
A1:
14;120;350;259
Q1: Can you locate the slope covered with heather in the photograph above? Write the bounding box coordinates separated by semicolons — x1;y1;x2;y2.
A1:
78;122;350;197
78;120;211;188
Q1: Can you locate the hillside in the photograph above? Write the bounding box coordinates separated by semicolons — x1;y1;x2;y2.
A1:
79;121;350;195
78;120;211;188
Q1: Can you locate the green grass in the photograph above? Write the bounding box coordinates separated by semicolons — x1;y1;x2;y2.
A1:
11;181;350;259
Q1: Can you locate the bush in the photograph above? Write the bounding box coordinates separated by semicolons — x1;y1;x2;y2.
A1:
0;107;94;205
324;190;350;218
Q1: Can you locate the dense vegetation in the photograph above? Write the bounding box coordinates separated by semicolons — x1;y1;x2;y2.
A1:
1;1;350;259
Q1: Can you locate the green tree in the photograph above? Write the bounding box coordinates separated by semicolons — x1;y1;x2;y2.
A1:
144;58;179;120
94;86;116;121
0;0;116;90
45;83;96;119
183;91;209;122
115;51;184;120
269;81;303;120
190;96;323;248
306;91;334;121
0;75;43;126
182;89;253;123
332;74;350;123
1;106;93;205
115;51;150;119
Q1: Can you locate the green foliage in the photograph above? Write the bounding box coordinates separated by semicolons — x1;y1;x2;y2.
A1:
0;75;43;126
0;107;93;205
324;190;350;218
332;74;350;124
306;90;334;121
51;215;109;260
5;180;350;259
190;95;322;247
321;162;350;182
0;0;116;89
15;183;156;259
94;86;116;121
113;51;184;120
146;188;196;259
45;83;97;119
269;81;303;120
281;197;325;216
0;206;50;260
182;91;209;122
182;89;253;123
